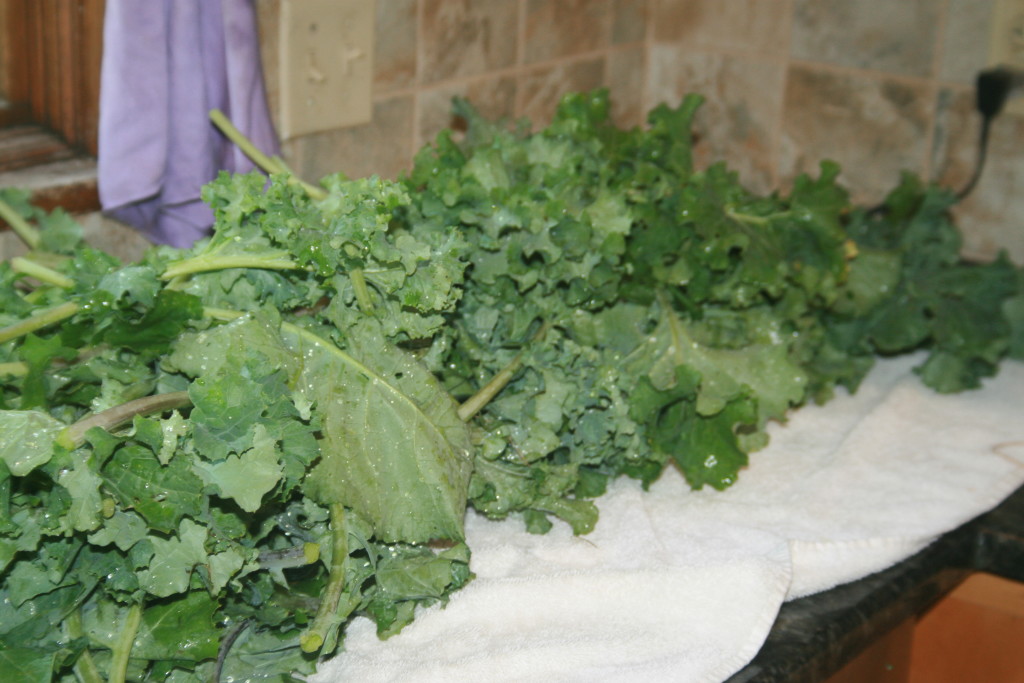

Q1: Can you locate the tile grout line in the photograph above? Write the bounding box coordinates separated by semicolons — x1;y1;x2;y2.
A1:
923;0;953;184
410;0;425;155
641;0;654;115
758;55;931;88
514;0;528;118
375;42;645;104
768;0;796;192
600;0;611;91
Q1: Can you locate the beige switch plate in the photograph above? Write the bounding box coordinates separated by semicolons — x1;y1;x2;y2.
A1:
279;0;374;140
990;0;1024;115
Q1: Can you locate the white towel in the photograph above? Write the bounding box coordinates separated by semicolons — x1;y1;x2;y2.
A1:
312;354;1024;682
679;353;1024;598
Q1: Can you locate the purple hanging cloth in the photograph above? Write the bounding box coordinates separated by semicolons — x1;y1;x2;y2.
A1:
97;0;279;248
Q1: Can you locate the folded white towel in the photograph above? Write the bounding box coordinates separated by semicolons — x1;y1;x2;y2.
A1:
678;353;1024;598
313;354;1024;682
317;480;792;683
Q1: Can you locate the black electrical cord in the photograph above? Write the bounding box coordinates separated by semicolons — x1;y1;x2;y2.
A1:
955;66;1015;201
866;66;1016;217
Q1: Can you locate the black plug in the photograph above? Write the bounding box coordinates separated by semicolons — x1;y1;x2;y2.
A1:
956;66;1018;201
976;66;1014;120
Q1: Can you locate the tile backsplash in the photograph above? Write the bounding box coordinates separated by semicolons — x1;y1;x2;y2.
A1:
255;0;1023;263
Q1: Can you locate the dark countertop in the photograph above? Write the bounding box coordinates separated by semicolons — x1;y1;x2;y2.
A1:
727;483;1024;683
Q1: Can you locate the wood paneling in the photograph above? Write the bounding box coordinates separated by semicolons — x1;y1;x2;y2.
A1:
2;0;105;155
0;124;76;172
825;618;914;683
909;573;1024;683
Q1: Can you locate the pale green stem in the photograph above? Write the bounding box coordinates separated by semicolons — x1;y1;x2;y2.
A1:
65;609;104;683
209;109;326;200
207;303;540;425
210;109;285;174
300;504;348;653
457;350;526;422
161;254;301;281
0;196;41;249
271;154;297;175
340;244;374;314
0;345;104;378
202;307;245;323
349;268;375;313
11;256;74;288
0;362;27;377
57;391;192;450
258;543;320;570
725;207;791;226
203;308;381;386
162;275;189;291
204;307;453;444
107;602;142;683
0;301;79;344
23;289;48;305
457;322;551;422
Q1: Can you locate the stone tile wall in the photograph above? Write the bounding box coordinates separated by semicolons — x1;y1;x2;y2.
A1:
255;0;1023;262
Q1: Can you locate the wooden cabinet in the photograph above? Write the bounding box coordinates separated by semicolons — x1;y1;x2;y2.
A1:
909;572;1024;683
827;573;1024;683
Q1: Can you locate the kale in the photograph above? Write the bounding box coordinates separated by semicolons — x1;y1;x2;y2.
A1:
0;90;1020;681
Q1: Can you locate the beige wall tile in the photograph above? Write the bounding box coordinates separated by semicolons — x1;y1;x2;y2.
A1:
284;95;415;181
249;0;1022;265
418;75;518;146
254;0;282;133
518;57;607;127
941;0;995;84
524;0;611;64
612;0;648;45
647;45;785;193
421;0;519;84
375;0;418;91
930;88;977;192
791;0;939;77
652;0;790;56
932;87;1024;261
779;65;932;203
606;46;647;127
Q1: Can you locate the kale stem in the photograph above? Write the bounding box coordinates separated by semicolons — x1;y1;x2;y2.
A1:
725;206;791;226
0;362;27;377
10;256;74;288
458;322;552;422
202;308;446;437
203;308;376;390
65;609;103;683
202;307;246;322
209;109;327;200
107;602;142;683
300;504;348;653
57;391;192;450
457;350;524;422
0;301;79;344
214;618;252;683
209;109;285;175
258;543;320;569
160;254;301;281
341;244;374;313
0;195;41;249
349;267;375;313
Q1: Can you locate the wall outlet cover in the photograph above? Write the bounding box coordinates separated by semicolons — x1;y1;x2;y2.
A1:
279;0;375;140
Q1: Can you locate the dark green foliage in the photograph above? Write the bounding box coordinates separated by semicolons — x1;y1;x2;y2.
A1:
0;89;1020;681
